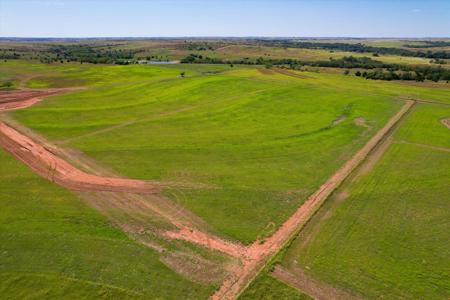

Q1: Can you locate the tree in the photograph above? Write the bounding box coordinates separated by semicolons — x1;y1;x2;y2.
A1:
355;70;362;76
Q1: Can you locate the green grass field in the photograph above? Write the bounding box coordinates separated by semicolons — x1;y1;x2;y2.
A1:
1;56;450;299
239;273;312;300
279;103;450;299
0;147;216;299
4;61;449;244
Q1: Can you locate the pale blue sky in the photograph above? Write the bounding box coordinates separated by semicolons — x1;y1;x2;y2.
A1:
1;0;449;37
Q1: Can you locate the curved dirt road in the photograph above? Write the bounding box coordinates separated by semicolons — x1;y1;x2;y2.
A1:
0;89;158;194
0;122;159;193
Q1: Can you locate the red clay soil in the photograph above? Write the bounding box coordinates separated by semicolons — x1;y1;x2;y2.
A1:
0;89;76;111
163;226;247;258
0;89;245;255
0;89;158;194
0;88;417;299
211;100;415;300
0;122;158;193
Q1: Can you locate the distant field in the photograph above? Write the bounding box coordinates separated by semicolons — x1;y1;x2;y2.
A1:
2;38;447;68
0;148;215;299
279;103;450;299
8;62;395;243
5;61;449;244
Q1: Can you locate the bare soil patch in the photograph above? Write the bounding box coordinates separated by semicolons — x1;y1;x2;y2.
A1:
441;118;450;129
0;88;81;111
354;117;370;128
0;122;159;194
162;226;246;258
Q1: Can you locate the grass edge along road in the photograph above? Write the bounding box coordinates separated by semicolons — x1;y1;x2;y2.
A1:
212;100;415;300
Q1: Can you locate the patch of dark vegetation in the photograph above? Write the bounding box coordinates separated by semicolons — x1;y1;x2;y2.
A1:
46;44;136;64
403;40;450;48
256;40;450;59
182;54;450;82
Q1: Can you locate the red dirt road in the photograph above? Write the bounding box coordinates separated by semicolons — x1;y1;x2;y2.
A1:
0;88;416;299
211;100;415;300
0;89;158;194
0;89;78;111
163;226;247;258
0;89;243;256
0;122;158;193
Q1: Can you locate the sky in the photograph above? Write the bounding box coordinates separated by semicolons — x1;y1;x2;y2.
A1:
1;0;449;38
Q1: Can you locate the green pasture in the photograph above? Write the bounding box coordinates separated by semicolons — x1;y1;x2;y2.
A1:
239;273;311;300
0;148;215;299
6;61;450;244
280;104;450;299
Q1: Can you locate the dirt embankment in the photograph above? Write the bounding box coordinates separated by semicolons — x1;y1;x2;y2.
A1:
211;100;415;300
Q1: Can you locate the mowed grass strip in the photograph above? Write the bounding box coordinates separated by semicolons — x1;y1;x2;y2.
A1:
0;149;215;299
280;104;450;299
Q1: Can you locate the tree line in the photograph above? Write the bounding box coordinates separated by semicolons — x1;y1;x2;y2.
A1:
256;40;450;59
181;54;450;82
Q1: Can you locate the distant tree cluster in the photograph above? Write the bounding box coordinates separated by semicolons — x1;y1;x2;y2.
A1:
403;41;450;48
0;51;21;59
256;40;450;59
181;53;450;82
183;42;214;51
46;45;136;64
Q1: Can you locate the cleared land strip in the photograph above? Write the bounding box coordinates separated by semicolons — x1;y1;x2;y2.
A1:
211;100;415;300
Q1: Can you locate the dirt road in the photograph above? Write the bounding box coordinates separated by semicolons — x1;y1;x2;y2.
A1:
0;89;245;259
211;100;415;300
0;122;159;193
0;88;416;299
0;89;81;111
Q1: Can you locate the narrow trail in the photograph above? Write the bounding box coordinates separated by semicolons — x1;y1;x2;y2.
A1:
211;100;415;300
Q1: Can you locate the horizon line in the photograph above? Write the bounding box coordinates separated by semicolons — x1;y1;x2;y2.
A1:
1;36;450;40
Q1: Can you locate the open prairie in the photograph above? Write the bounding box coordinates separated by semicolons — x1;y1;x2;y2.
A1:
275;103;450;299
0;36;449;300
